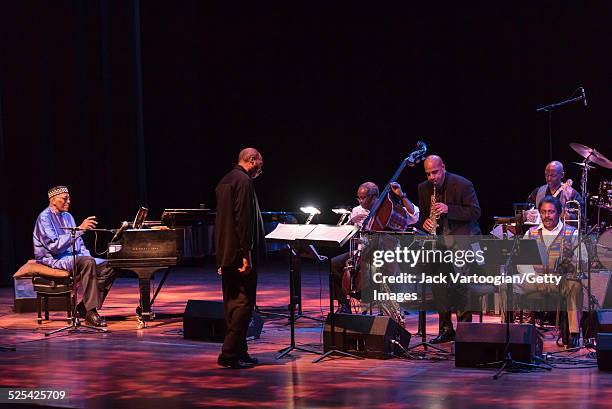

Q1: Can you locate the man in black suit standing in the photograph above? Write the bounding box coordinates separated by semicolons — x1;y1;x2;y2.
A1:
417;155;482;343
215;148;266;369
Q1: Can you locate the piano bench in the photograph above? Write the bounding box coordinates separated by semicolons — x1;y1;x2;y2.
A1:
32;277;73;325
13;260;73;324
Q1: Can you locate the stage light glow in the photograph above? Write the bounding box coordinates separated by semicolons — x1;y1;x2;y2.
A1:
331;208;350;214
300;206;321;215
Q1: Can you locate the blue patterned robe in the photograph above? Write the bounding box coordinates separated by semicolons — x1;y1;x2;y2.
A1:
33;206;92;271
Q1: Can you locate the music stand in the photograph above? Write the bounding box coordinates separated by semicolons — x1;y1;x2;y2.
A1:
266;224;324;358
45;227;108;337
266;224;361;361
294;224;363;363
290;243;326;323
477;234;551;379
132;207;148;229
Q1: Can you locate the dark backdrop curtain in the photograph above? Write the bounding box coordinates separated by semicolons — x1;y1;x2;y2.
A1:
1;2;611;284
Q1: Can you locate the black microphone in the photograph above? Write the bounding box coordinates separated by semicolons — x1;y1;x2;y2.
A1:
110;221;129;243
581;87;587;106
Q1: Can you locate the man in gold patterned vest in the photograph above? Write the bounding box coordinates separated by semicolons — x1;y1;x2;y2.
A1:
514;195;584;348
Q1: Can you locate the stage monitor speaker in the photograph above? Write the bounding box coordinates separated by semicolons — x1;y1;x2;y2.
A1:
596;310;612;333
183;300;263;342
323;313;411;359
455;322;542;368
596;333;612;371
581;309;612;339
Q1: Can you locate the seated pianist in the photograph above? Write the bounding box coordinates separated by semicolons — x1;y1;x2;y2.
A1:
33;186;116;327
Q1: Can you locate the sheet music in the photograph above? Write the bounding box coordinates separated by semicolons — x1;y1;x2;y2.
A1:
304;224;359;244
265;224;316;241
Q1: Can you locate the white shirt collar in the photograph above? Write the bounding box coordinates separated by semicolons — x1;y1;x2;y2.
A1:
535;220;563;235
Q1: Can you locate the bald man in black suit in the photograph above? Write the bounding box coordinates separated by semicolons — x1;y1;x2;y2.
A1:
417;155;482;344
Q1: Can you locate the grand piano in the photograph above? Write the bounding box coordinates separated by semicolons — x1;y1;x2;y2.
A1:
107;208;209;327
106;208;293;327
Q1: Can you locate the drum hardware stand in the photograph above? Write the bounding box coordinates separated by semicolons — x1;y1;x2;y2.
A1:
579;158;590;235
45;227;109;337
570;142;612;346
570;141;612;234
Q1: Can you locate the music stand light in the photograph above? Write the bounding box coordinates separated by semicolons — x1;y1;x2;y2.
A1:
300;206;321;225
332;208;351;225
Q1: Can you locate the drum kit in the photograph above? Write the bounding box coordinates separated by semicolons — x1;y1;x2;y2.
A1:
568;142;612;271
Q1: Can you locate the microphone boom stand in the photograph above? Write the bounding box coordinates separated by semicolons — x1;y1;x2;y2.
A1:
45;227;108;336
405;236;450;358
478;218;551;378
536;90;586;161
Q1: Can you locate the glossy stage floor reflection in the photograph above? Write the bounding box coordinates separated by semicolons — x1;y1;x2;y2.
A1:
0;258;611;408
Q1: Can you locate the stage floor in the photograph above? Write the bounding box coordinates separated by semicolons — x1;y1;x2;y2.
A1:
0;258;611;408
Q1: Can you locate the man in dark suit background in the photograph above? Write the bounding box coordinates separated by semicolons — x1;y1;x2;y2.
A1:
417;155;482;343
215;148;266;369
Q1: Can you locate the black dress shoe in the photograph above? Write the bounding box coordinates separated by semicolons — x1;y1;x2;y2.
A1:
85;310;107;327
240;354;259;365
569;333;580;348
75;302;87;319
336;303;352;314
430;329;455;344
217;356;254;369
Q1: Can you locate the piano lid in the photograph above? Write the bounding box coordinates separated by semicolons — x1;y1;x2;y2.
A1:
161;208;210;227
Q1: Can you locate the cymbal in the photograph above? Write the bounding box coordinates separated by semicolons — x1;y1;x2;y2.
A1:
570;142;612;169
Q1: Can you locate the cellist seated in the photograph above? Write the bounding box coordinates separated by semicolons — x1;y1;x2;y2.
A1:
330;181;419;313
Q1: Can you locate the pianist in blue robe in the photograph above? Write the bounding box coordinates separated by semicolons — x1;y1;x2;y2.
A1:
33;186;115;327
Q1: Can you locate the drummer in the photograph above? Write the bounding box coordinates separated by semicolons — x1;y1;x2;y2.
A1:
525;161;583;223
